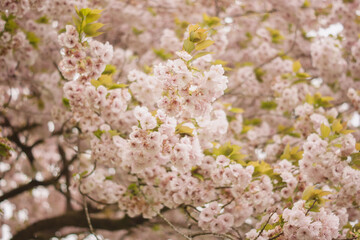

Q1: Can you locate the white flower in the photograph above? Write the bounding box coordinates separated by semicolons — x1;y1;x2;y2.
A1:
176;50;192;61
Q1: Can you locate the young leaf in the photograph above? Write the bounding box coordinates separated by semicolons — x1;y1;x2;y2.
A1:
302;185;331;205
86;11;102;24
26;32;41;48
292;61;301;73
229;107;244;113
108;83;128;89
296;72;311;78
320;123;330;139
261;101;277;110
183;39;195;53
93;129;105;139
62;97;71;109
132;27;144;36
188;24;200;33
102;64;117;75
331;119;343;133
195;39;214;51
79;8;92;18
153;48;173;60
83;22;104;37
175;123;194;137
36;16;50;24
190;51;213;61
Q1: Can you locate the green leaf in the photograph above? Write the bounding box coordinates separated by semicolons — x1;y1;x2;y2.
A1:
212;142;246;165
62;97;71;109
102;64;117;75
320;123;330;139
108;83;128;89
86;9;103;23
280;143;303;162
153;48;173;60
261;101;277;110
190;31;202;42
266;27;284;44
331;119;343;133
93;129;105;139
280;144;291;160
243;118;262;126
302;0;311;8
127;183;139;196
195;39;214;51
92;74;128;90
292;61;301;73
192;173;204;181
296;72;311;78
188;24;200;33
83;22;104;37
105;175;114;180
302;185;331;206
202;13;221;27
248;161;273;177
190;51;213;61
79;8;92;18
307;93;334;108
147;7;157;16
0;139;12;158
350;152;360;169
108;130;120;137
254;67;265;82
3;15;18;33
80;170;88;177
26;31;40;48
229;153;246;165
229;107;244;113
152;224;161;231
72;16;82;33
37;98;45;110
35;16;49;24
175;123;194;137
132;26;144;36
183;39;195;53
292;79;308;85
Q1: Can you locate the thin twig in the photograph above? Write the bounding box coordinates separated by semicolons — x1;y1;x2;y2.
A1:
185;204;200;212
256;24;299;69
255;209;278;240
184;206;198;223
231;9;277;18
269;232;283;240
83;197;100;240
305;199;317;216
231;227;242;239
222;198;235;209
189;232;236;240
139;187;191;240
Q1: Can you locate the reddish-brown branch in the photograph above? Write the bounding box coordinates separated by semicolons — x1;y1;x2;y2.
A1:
11;210;147;240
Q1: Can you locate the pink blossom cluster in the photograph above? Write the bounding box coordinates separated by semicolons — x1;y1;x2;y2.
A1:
311;37;347;82
155;58;228;118
63;82;130;132
4;1;360;240
282;201;340;240
198;202;234;234
128;70;162;108
58;25;113;82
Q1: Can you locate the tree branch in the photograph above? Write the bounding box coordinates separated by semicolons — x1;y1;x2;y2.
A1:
0;154;77;203
255;209;278;240
11;210;146;240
